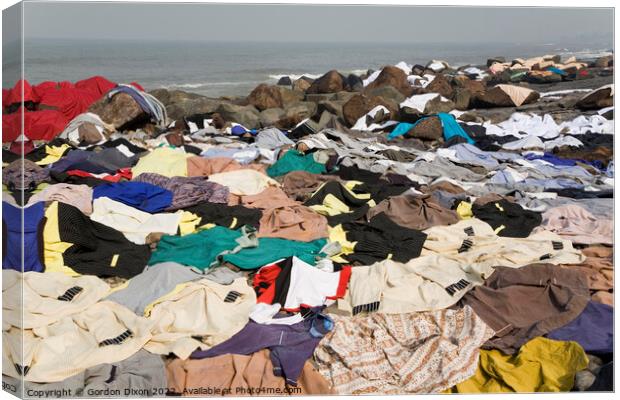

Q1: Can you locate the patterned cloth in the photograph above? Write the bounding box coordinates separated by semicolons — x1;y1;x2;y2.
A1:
133;172;229;210
314;306;494;394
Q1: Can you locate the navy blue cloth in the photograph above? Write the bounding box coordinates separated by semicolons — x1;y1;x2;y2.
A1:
2;201;45;272
190;308;333;385
93;182;173;213
49;150;91;173
524;152;604;171
547;301;613;354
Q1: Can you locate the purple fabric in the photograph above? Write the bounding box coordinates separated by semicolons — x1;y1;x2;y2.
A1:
48;150;92;173
133;173;229;210
547;301;613;354
190;310;329;385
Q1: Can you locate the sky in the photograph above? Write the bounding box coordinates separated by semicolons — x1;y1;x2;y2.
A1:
17;2;614;45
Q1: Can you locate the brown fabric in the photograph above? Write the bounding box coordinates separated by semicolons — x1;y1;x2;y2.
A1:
428;180;466;194
553;145;613;168
561;245;613;306
186;156;266;177
280;171;342;201
473;193;515;206
366;192;459;230
240;187;328;242
461;263;590;355
165;349;334;396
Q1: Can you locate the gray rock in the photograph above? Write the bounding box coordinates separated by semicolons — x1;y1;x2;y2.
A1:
365;85;406;105
277;76;293;86
284;101;318;121
259;108;285;127
215;103;260;129
277;86;305;106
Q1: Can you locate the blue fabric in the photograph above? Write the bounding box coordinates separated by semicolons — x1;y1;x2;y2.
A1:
387;121;417;140
547;301;613;354
93;182;173;213
2;201;45;272
438;112;475;144
231;125;247;136
546;66;568;76
524;153;604;170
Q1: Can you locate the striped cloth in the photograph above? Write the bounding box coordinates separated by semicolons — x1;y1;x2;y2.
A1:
314;306;494;394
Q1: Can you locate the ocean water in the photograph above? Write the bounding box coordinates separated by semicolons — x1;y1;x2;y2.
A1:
8;39;613;97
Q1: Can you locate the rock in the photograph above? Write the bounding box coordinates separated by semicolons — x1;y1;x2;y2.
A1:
149;89;204;106
474;85;539;108
305;93;337;103
306;70;345;94
573;371;596;391
405;115;443;141
215;103;260;129
423;95;455;114
365;65;413;97
211;113;226;129
277;76;292;86
398;107;424;124
425;74;454;99
487;57;506;67
595;55;613;68
365;85;406;105
577;85;614;110
333;91;358;103
411;64;426;76
283;101;318;125
259;108;285;127
454;88;472;110
247;84;283;111
526;70;562;84
316;100;344;120
292;77;313;92
342;93;397;127
425;60;450;73
89;92;147;130
452;75;486;94
345;74;364;91
277;86;304;106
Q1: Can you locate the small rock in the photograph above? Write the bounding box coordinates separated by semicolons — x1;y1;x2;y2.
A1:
277;76;292;86
306;70;345;94
292;78;312;92
487;57;506;67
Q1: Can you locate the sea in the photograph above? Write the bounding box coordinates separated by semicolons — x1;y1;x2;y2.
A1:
3;39;613;98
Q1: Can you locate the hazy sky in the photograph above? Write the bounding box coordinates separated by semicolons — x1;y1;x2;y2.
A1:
18;2;615;45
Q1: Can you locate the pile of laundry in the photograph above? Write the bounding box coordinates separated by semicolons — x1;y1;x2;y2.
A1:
1;58;614;397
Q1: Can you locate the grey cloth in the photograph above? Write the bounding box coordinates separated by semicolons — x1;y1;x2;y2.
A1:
2;351;167;398
412;157;487;182
430;190;469;210
255;128;294;149
106;262;244;315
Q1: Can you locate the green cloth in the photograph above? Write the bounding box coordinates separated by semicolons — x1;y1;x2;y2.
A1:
148;225;327;271
221;237;328;270
148;226;243;270
267;149;326;178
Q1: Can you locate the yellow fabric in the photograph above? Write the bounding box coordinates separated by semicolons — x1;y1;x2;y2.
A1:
178;211;202;236
131;146;191;178
494;224;506;235
310;194;351;216
35;144;71;166
43;201;80;276
328;225;356;263
494;202;505;212
447;337;588;393
456;201;473;220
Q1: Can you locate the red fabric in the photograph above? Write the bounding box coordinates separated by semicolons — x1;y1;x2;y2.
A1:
8;140;35;156
253;263;282;305
66;169;131;183
2;109;68;142
2;76;127;143
326;265;351;300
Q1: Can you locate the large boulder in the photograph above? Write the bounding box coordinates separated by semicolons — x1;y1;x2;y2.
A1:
425;74;454;99
345;74;364;91
292;77;313;92
247;84;283;111
404;115;443;141
474;85;539;108
277;76;293;86
259;108;285;127
89;92;147;130
365;65;413;97
365;85;406;105
576;85;614;110
342;93;397;127
280;101;318;126
215;103;260;129
595;55;613;68
149;89;223;121
306;70;345;94
487;56;506;67
316;100;344;120
277;86;305;106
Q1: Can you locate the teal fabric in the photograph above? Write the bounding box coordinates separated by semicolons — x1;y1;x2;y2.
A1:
438;112;475;144
267;149;326;178
221;237;327;270
148;225;327;271
148;226;242;270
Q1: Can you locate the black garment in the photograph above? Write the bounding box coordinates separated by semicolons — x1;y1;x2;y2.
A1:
2;148;21;163
378;149;417;162
304;181;371;226
576;133;613;149
547;188;614;199
55;202;150;278
341;212;427;265
49;171;111;187
334;165;411;203
459;123;486;138
183;202;262;229
183;144;203;155
471;199;542;238
586;362;613;392
87;138;147;155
